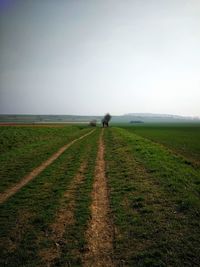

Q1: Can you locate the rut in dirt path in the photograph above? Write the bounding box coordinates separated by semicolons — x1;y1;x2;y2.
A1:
39;160;88;266
83;129;114;267
0;130;95;204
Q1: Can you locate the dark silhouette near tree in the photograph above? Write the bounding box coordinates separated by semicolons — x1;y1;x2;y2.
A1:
89;120;97;127
102;113;111;127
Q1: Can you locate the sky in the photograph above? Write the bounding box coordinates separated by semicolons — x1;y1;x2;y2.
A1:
0;0;200;117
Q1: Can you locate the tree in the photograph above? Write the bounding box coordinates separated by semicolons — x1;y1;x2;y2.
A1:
102;113;111;127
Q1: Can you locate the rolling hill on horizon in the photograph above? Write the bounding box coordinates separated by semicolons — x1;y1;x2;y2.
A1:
0;113;199;124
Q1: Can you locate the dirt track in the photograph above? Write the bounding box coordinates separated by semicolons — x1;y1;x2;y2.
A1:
0;130;95;204
83;129;114;267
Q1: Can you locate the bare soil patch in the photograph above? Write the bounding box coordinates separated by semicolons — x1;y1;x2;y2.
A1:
0;130;95;204
83;129;114;267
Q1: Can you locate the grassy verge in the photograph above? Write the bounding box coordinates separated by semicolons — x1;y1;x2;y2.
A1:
124;124;200;165
0;129;100;267
117;127;200;210
104;127;200;266
0;125;92;192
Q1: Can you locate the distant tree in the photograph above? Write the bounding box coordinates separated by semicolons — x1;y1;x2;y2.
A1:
102;113;111;127
89;120;97;127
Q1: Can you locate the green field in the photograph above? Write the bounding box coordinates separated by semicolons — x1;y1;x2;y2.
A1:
124;124;200;165
105;126;200;266
0;125;91;192
0;124;200;266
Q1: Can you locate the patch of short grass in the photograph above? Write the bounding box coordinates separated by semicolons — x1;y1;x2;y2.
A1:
0;129;99;267
38;129;100;266
104;127;200;266
124;124;200;166
0;125;92;192
116;128;200;214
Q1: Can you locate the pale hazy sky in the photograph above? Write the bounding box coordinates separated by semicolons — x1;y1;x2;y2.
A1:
0;0;200;116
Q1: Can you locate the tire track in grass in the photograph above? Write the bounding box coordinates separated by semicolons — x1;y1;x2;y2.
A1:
39;160;88;266
0;129;95;204
0;130;99;267
83;129;114;267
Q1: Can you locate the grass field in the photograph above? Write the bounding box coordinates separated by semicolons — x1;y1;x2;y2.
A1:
124;124;200;165
0;123;200;266
105;126;200;266
0;125;91;192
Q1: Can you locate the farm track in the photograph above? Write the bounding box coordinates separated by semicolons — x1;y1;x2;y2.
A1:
39;160;88;266
83;129;114;267
1;125;199;266
0;129;95;204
